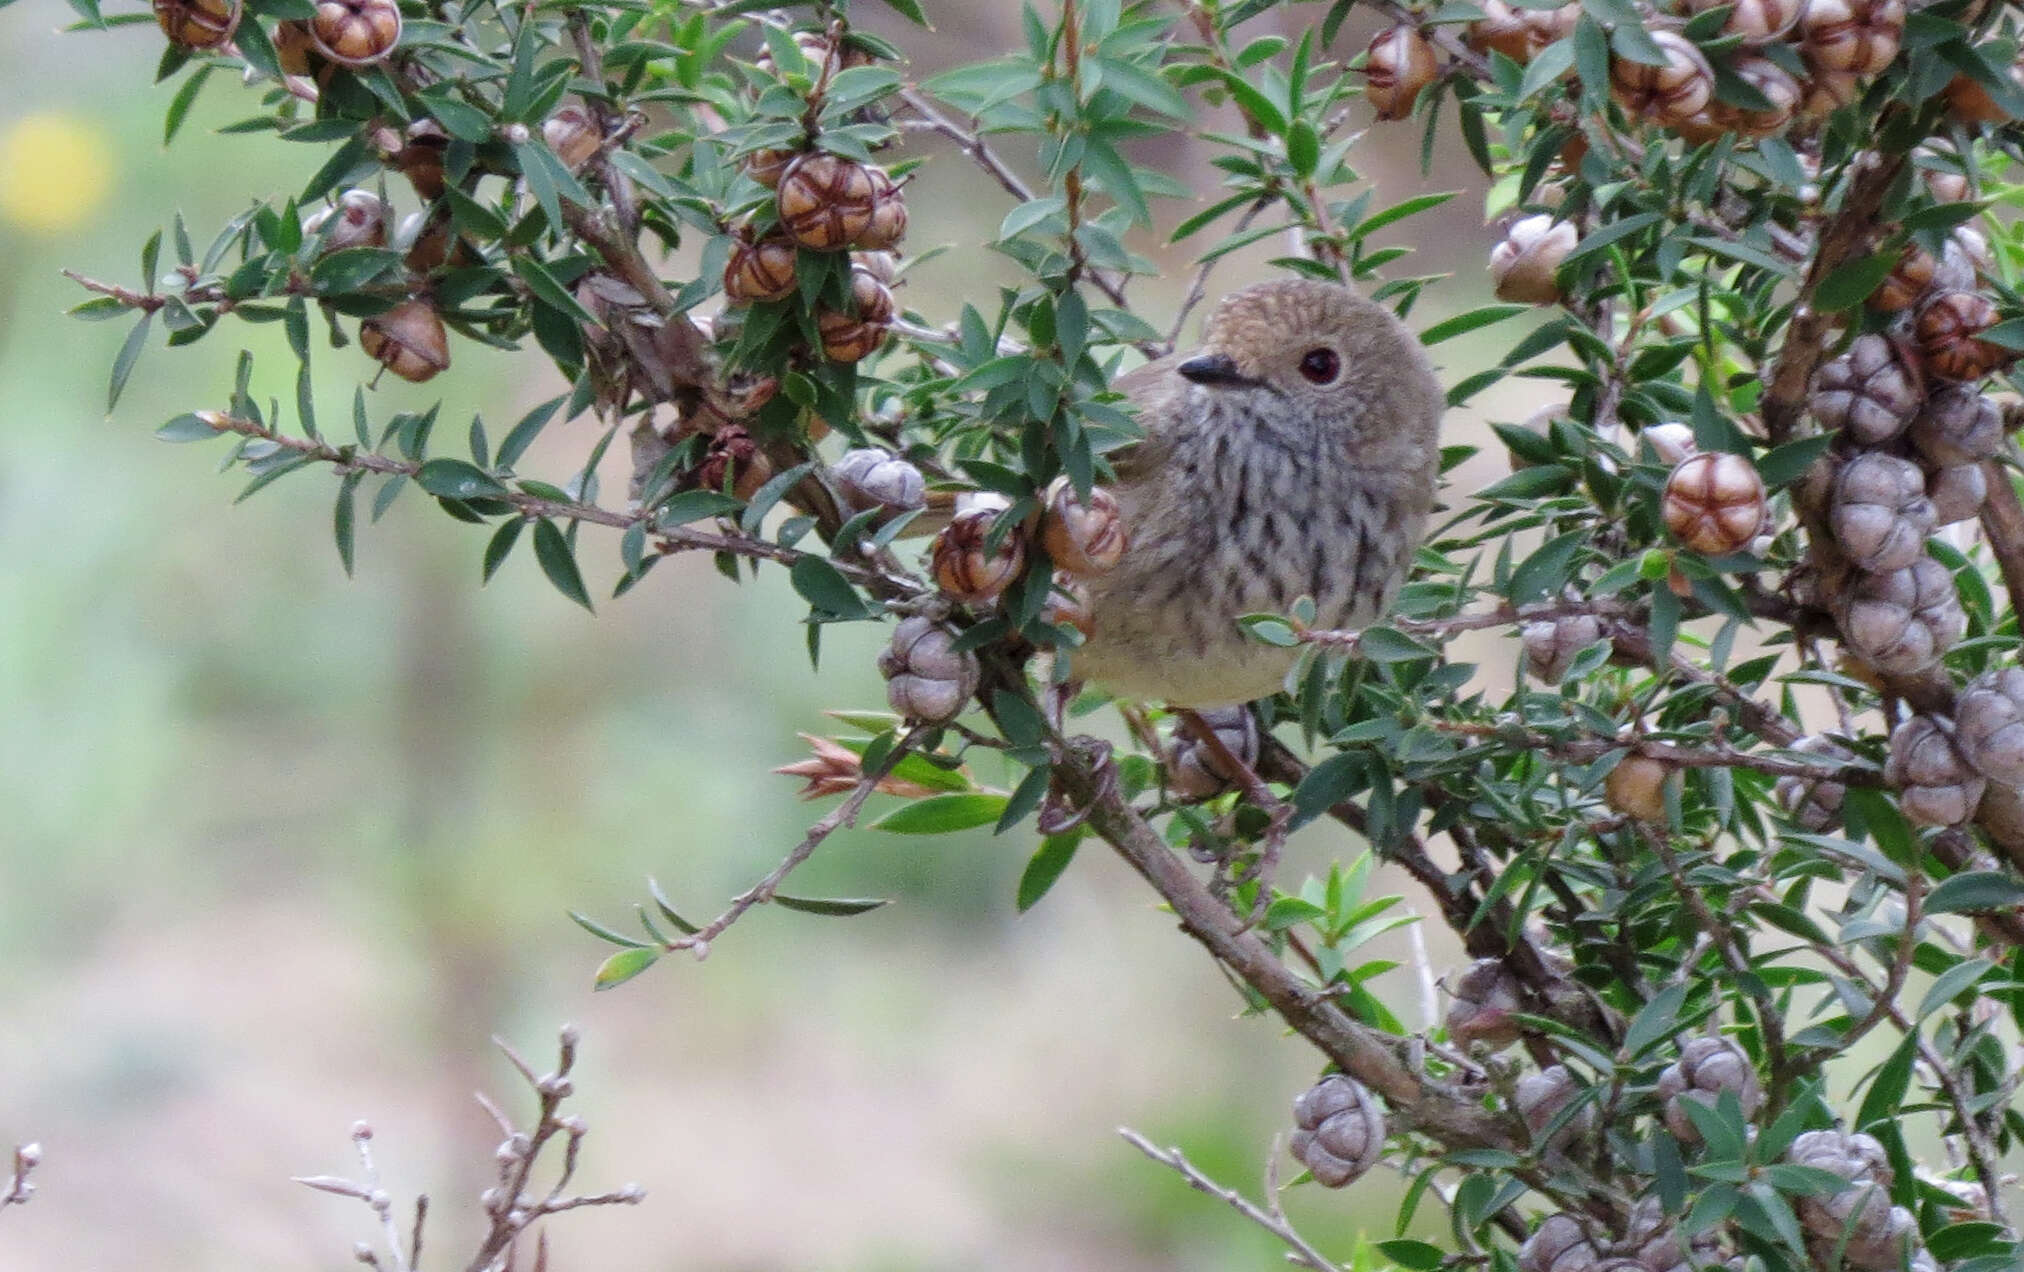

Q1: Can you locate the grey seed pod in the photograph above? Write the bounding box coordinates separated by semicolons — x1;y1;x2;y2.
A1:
1885;714;1986;828
1910;386;2002;467
1837;557;1965;676
1840;1205;1925;1272
877;617;980;724
1515;1065;1594;1148
1446;958;1526;1052
1164;706;1259;801
1521;1214;1603;1272
1811;334;1923;444
831;448;926;513
1926;463;1986;526
1789;1127;1892;1185
1932;239;1978;294
1522;613;1604;684
1830;453;1938;573
1624;1197;1720;1272
1775;735;1853;831
1288;1074;1385;1187
1655;1036;1763;1141
1953;667;2024;785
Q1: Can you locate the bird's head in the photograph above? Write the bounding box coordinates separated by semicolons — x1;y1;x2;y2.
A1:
1178;279;1442;469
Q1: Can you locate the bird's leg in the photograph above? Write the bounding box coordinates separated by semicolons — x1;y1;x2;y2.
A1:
1175;707;1290;927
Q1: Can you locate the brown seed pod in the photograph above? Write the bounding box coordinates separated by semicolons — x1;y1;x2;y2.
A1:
1609;32;1715;129
1490;214;1577;305
1663;452;1766;556
543;104;603;172
1789;1130;1903;1269
1040;477;1127;578
1830;452;1937;573
308;0;402;67
1164;706;1259;801
1927;463;1987;526
1869;244;1937;313
814;267;895;364
1522;613;1604;684
853;249;900;286
1798;0;1905;76
1916;291;2012;382
776;152;881;251
1678;0;1803;40
931;504;1027;604
1775;735;1854;831
1797;69;1863;118
1953;667;2024;786
1720;56;1801;136
360;300;449;383
1910;385;2002;467
853;166;908;252
744;147;797;189
1514;1065;1594;1149
877;617;981;724
1920;155;1975;203
1656;1036;1763;1141
1837;557;1964;676
1944;65;2019;125
153;0;240;50
1364;25;1439;121
831;448;926;513
722;236;800;304
395;118;449;201
1810;333;1923;444
695;424;774;501
1520;1215;1603;1272
1605;754;1673;821
1289;1074;1386;1188
396;210;476;273
1445;958;1525;1052
304;189;389;253
1465;0;1548;63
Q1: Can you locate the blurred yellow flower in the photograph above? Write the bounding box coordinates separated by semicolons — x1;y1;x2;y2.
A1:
0;113;114;233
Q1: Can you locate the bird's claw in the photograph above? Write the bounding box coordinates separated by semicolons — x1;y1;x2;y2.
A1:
1037;736;1114;835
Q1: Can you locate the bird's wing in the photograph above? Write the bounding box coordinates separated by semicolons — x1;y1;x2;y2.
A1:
1106;353;1184;487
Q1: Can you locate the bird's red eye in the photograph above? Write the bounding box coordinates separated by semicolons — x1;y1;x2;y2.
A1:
1299;348;1340;384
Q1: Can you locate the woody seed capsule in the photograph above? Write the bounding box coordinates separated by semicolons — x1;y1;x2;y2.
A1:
360;301;450;383
1522;613;1603;684
153;0;240;50
1364;25;1439;121
1605;754;1672;821
831;448;925;513
1656;1036;1762;1141
1721;57;1801;137
1837;557;1964;675
1886;714;1985;828
878;617;981;724
853;166;908;252
815;267;895;364
1798;0;1905;76
1289;1074;1386;1187
1678;0;1803;40
1953;667;2024;786
1609;32;1714;128
1490;215;1577;305
1776;735;1853;831
1830;452;1936;573
1917;291;2012;382
931;505;1027;604
1910;386;2002;467
304;189;389;253
1809;333;1922;443
722;237;800;304
776;152;880;252
1520;1215;1602;1272
1662;452;1766;556
308;0;402;66
1040;477;1128;577
543;105;603;172
1926;463;1986;526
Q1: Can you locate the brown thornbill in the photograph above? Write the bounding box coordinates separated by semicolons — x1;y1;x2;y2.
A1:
1070;280;1443;708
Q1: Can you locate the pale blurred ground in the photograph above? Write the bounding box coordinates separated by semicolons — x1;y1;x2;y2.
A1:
0;4;1561;1270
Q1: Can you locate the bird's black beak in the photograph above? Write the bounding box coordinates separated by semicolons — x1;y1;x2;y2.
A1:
1176;353;1261;389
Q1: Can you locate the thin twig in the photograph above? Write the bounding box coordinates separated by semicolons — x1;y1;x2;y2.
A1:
1119;1129;1340;1272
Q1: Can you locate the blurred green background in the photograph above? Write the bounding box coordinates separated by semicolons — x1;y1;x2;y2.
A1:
0;3;1528;1267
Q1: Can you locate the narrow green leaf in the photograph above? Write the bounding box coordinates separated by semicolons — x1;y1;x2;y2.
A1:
532;518;593;611
871;792;1010;834
1016;834;1082;912
481;516;525;583
334;472;359;577
416;457;510;500
592;946;659;990
108;311;154;411
771;894;892;916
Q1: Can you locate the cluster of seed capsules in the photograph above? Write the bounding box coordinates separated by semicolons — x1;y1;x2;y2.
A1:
720;33;908;369
1296;960;1976;1270
864;465;1129;724
1367;0;1956;145
1785;212;2024;830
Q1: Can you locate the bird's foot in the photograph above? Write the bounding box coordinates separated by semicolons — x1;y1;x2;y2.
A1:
1037;735;1114;836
